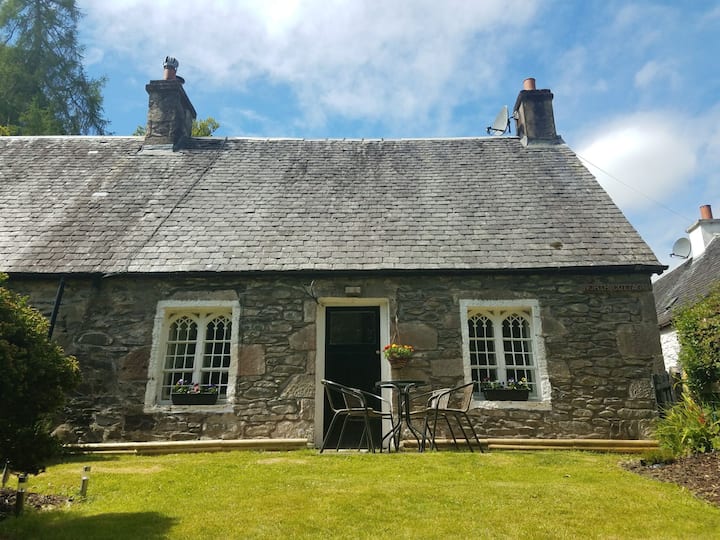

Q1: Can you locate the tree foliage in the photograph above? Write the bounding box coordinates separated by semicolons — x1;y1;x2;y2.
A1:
133;116;220;137
675;282;720;401
0;274;80;473
191;117;220;137
0;0;107;135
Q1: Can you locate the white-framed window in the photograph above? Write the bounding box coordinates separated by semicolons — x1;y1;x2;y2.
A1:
145;301;239;409
460;299;551;407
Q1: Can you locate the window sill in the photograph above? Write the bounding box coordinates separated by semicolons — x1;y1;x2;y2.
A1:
473;399;552;411
144;403;234;414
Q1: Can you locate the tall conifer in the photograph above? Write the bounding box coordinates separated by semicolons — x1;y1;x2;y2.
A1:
0;0;107;134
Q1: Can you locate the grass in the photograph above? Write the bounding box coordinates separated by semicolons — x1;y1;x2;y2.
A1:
1;450;719;539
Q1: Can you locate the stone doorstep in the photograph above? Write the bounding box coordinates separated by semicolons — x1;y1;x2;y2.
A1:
67;438;659;455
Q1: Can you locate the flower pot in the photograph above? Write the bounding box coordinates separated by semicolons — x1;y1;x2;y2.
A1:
481;389;530;401
171;393;218;405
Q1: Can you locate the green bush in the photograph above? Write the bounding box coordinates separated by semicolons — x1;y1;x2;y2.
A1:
655;394;720;456
0;274;80;473
675;282;720;401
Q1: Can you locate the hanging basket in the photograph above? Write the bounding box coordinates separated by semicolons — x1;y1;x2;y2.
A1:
387;356;410;369
383;343;413;370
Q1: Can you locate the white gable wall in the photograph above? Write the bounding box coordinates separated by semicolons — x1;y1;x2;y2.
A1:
659;327;681;373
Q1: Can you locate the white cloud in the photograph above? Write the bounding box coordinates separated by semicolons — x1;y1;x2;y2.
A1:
634;60;679;90
78;0;538;130
695;105;720;208
700;4;720;25
576;112;698;210
612;4;672;49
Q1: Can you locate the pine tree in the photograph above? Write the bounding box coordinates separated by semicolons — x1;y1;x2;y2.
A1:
0;0;107;135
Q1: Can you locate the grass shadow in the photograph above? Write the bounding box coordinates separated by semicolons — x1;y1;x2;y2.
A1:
0;511;176;540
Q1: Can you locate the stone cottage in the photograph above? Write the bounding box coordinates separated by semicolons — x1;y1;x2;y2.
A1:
0;62;666;446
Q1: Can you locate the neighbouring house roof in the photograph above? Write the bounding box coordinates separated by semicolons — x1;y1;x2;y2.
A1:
653;235;720;328
0;135;662;275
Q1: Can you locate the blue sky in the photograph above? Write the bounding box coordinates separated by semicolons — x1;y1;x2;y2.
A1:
77;0;720;274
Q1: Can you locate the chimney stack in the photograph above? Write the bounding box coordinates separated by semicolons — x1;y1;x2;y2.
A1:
144;56;196;149
513;77;561;146
687;204;720;258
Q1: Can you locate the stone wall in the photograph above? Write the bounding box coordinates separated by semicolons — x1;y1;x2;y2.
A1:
8;270;664;444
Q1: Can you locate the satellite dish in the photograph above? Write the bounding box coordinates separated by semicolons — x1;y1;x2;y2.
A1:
671;237;691;259
486;105;510;135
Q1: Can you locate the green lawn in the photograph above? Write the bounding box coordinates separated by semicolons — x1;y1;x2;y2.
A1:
1;450;718;539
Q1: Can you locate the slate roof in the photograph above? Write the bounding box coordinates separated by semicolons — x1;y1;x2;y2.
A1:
653;236;720;328
0;135;662;275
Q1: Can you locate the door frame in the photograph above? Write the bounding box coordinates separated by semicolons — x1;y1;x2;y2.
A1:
314;297;390;448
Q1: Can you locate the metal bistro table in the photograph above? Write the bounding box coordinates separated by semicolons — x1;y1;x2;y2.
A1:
376;379;426;451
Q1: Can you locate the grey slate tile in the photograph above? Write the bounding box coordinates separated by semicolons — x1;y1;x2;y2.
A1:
0;136;661;274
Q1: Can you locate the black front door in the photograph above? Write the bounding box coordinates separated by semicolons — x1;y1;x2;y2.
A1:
323;306;381;448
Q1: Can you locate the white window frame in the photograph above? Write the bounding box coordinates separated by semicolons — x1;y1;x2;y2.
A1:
144;300;240;412
460;299;551;410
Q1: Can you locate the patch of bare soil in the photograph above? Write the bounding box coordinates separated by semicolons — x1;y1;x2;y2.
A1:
0;488;72;520
622;452;720;507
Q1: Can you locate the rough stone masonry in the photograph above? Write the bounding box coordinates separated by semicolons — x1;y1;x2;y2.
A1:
9;268;663;444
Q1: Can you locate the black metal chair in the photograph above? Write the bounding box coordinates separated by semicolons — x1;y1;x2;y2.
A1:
418;382;483;452
407;387;448;450
320;379;396;453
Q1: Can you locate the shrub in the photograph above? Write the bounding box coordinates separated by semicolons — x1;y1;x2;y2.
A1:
655;394;720;456
639;448;677;466
0;274;80;473
675;282;720;401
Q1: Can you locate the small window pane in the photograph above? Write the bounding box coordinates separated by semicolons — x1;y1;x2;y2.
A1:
468;315;496;367
502;314;533;368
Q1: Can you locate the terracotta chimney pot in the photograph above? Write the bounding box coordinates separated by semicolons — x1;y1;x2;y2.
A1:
700;205;713;220
523;78;536;91
163;56;179;81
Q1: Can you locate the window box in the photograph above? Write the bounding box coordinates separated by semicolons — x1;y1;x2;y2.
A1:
171;393;219;406
481;388;530;401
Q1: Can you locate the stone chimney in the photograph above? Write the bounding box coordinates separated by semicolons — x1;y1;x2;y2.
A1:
687;204;720;258
144;56;197;149
513;77;561;146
